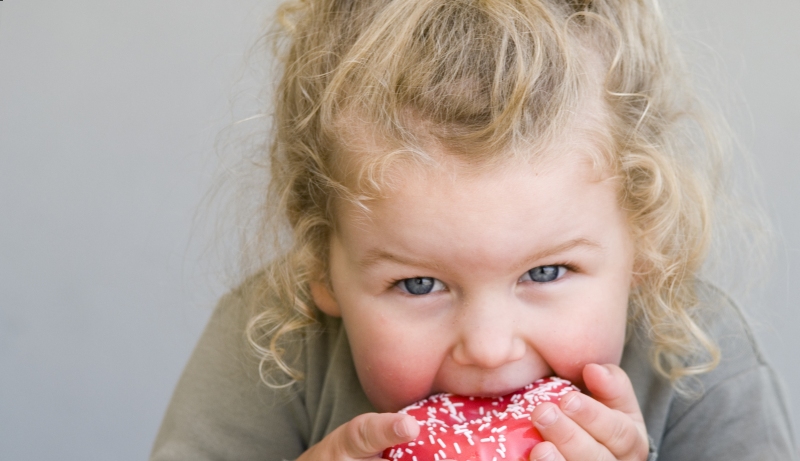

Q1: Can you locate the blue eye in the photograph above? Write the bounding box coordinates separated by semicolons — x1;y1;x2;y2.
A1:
398;277;443;295
521;265;566;283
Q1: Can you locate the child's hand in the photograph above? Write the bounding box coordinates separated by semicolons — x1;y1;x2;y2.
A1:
529;364;649;461
297;412;420;461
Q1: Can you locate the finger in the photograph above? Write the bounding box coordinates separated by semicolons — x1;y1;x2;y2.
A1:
335;413;420;459
531;402;614;461
559;391;649;459
582;364;643;420
528;441;566;461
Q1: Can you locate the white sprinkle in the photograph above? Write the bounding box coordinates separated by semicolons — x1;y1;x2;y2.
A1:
434;454;440;461
429;435;436;445
480;436;496;443
397;450;404;458
493;457;497;461
409;442;416;447
405;449;413;454
496;448;506;458
413;457;418;461
499;442;506;452
467;437;475;446
418;441;424;445
440;427;446;433
479;407;484;415
439;450;447;459
389;449;396;458
454;442;461;454
438;439;446;449
496;426;506;432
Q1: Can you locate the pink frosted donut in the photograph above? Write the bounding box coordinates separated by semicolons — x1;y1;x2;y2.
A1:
382;377;579;461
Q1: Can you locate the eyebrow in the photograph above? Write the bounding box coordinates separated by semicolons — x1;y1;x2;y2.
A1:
515;237;604;270
358;249;447;272
357;237;603;271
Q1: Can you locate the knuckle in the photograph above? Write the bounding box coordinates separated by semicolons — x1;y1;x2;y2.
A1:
344;413;376;456
608;417;637;451
552;422;579;446
579;401;602;426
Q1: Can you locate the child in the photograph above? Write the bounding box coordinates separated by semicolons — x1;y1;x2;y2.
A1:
151;0;797;460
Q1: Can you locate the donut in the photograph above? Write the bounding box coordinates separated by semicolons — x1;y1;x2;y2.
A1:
382;377;578;461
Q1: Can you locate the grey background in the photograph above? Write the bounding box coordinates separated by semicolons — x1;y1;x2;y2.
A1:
0;1;797;459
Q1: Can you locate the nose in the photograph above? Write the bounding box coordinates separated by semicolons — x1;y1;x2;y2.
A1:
450;294;526;369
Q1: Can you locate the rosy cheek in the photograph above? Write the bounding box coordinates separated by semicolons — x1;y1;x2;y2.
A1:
352;329;442;403
538;328;624;385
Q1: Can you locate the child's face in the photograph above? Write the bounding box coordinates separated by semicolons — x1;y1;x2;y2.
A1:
311;149;635;412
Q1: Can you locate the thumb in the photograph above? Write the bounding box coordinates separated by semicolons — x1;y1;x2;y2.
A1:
336;413;420;459
582;363;642;420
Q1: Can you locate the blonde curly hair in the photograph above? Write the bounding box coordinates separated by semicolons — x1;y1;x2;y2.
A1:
238;0;747;391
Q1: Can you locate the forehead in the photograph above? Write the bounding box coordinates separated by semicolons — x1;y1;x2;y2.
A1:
329;114;616;214
329;129;617;231
335;146;617;237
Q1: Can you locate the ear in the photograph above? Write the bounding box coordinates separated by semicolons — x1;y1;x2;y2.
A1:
310;280;341;317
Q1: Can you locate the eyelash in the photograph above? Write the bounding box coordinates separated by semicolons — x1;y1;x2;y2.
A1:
518;264;573;284
387;277;442;292
388;262;578;293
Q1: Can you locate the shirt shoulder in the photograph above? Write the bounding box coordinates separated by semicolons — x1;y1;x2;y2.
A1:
150;276;373;460
660;283;797;459
624;282;797;460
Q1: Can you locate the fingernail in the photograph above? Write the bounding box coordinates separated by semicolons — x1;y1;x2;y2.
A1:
534;448;555;461
535;407;558;428
562;394;581;414
393;419;410;438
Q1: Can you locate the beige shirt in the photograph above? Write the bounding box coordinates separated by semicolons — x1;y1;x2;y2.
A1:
151;284;797;460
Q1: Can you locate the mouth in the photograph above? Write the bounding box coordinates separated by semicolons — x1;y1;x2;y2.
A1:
433;360;555;399
439;378;548;399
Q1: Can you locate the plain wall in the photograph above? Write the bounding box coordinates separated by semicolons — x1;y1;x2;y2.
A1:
1;1;797;459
